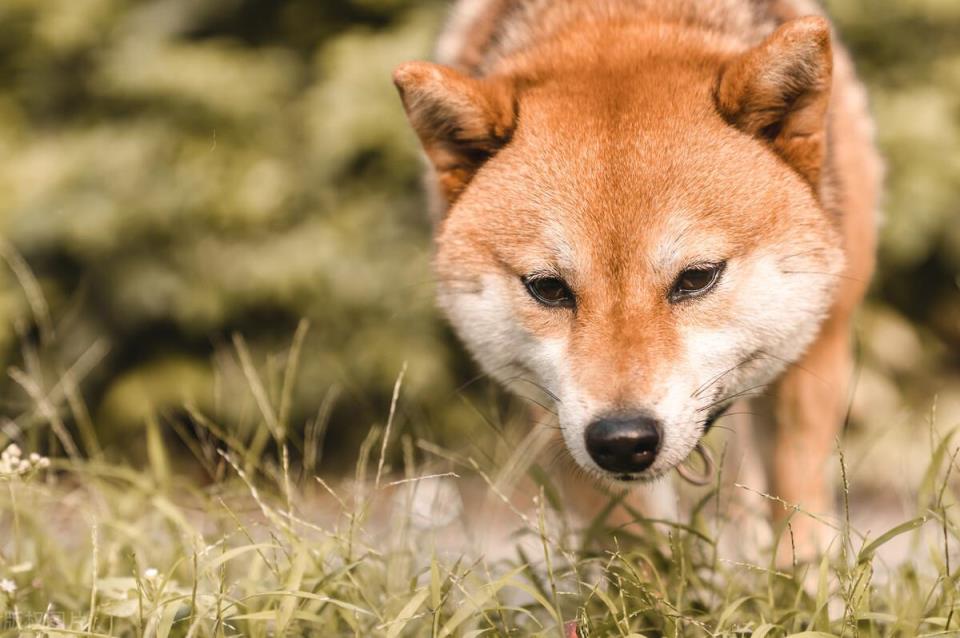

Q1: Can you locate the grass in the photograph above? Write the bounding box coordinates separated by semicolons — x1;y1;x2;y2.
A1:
0;322;959;637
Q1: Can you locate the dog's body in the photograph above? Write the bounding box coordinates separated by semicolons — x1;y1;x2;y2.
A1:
394;0;880;555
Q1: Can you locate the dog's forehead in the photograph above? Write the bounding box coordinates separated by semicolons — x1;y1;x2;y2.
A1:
493;120;747;274
508;83;749;205
515;64;719;140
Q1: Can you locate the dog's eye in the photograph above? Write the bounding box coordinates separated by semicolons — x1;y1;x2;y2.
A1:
524;276;575;308
670;262;725;302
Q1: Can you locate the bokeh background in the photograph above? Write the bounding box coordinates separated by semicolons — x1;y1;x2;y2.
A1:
0;0;957;477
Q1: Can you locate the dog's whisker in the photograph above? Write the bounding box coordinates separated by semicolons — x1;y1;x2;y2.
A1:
513;393;558;416
778;248;825;261
707;424;736;434
454;362;517;395
691;351;769;399
781;270;868;284
697;383;771;413
744;349;829;387
502;376;562;404
714;411;761;420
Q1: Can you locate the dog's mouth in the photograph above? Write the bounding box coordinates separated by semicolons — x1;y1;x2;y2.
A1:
703;402;733;433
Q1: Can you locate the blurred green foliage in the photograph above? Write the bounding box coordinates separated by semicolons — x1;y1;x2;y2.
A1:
0;0;957;460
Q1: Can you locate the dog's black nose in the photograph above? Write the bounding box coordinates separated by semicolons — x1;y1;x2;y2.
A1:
584;414;661;473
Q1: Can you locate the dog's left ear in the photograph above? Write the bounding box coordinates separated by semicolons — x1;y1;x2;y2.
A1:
717;16;833;186
393;61;516;207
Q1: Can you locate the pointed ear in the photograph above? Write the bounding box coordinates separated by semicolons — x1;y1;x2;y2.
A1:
717;16;833;186
393;61;516;206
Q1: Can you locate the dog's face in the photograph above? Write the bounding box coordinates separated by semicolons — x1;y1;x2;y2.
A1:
395;18;844;482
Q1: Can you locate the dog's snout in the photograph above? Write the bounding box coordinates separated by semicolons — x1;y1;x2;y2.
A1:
584;414;661;474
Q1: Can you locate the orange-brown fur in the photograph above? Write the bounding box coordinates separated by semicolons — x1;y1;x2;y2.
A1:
394;0;880;559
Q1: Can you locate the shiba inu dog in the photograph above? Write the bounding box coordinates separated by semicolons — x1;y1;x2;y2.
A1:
393;0;880;555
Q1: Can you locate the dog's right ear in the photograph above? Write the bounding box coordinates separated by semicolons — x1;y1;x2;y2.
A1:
393;62;516;206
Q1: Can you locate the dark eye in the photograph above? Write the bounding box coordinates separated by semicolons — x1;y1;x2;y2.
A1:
524;276;575;308
670;262;725;302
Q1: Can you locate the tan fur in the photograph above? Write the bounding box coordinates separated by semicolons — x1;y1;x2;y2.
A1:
394;0;880;559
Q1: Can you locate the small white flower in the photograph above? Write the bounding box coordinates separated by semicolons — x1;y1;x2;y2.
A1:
143;568;159;580
0;579;16;594
0;447;50;478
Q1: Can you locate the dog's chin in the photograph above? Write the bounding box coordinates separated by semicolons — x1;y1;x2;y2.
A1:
585;466;670;487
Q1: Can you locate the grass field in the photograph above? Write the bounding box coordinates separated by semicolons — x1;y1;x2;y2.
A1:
1;326;958;638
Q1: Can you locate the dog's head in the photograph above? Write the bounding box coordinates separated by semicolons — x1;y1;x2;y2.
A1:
394;18;845;482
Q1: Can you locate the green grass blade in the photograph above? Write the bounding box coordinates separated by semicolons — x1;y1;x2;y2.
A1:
385;588;430;638
857;517;927;563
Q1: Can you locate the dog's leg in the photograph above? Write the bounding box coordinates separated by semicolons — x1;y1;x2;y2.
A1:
759;314;855;563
